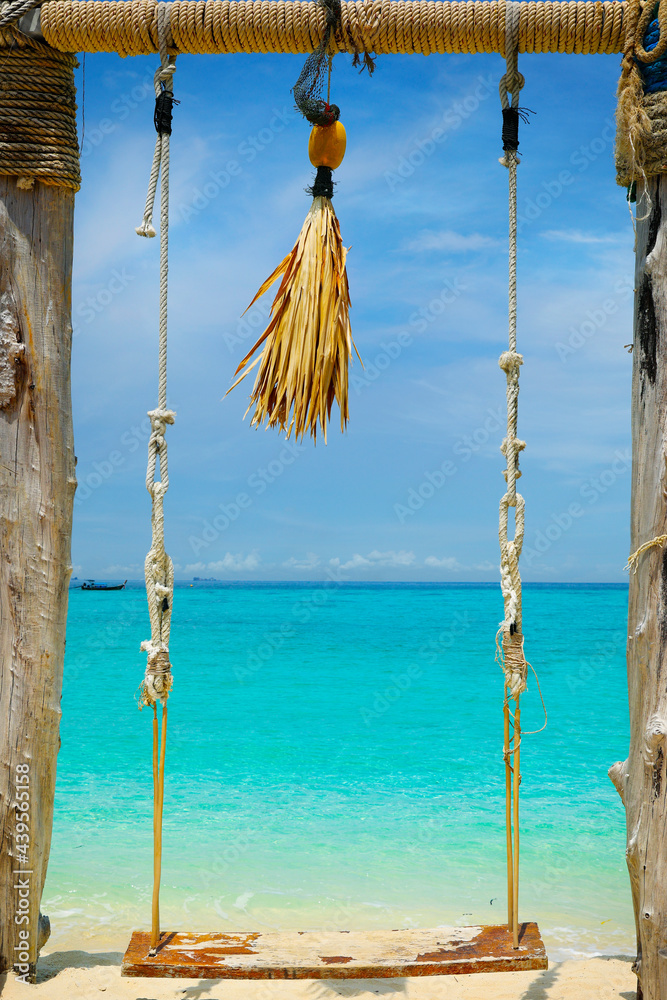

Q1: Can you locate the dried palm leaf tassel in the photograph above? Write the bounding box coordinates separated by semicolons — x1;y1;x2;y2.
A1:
228;122;360;443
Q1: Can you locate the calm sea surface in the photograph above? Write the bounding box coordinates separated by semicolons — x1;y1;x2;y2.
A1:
43;583;633;960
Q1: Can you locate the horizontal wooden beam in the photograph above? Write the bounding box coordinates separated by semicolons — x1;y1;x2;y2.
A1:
24;0;626;58
122;923;548;979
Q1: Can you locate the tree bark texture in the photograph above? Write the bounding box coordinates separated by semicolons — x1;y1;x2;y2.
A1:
0;177;76;980
610;174;667;1000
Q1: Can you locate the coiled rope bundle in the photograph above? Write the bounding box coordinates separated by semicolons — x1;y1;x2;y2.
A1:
28;0;628;57
0;0;632;195
616;0;667;186
0;31;80;190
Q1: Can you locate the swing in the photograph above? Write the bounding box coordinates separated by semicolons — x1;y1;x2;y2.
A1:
121;0;547;980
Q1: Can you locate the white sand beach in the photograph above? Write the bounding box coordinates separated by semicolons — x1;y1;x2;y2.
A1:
0;954;636;1000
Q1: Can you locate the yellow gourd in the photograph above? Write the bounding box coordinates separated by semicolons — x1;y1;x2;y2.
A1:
308;121;347;170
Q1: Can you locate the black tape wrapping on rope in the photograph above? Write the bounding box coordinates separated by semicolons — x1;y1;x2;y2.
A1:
154;88;179;135
308;165;334;198
501;106;533;152
501;107;520;150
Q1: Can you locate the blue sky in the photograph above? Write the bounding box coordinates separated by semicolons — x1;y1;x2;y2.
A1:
70;43;633;582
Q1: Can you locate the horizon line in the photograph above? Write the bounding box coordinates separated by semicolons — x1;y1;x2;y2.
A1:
69;578;630;586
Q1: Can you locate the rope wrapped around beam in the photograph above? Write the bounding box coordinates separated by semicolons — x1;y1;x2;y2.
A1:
37;0;627;57
0;32;80;190
616;0;667;186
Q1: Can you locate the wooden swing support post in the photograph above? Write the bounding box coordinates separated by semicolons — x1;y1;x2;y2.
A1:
503;696;521;949
0;0;656;991
504;699;514;930
513;704;521;947
150;704;168;953
0;171;76;985
609;173;667;1000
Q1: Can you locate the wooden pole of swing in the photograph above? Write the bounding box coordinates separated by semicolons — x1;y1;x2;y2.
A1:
503;698;514;931
0;174;77;979
150;703;168;953
512;702;521;949
609;173;667;1000
151;707;160;949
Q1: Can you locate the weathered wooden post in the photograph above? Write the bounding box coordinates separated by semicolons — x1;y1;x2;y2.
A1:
0;28;79;981
609;1;667;997
609;173;667;1000
0;0;657;990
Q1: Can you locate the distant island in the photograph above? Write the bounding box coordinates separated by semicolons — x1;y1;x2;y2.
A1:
192;577;218;582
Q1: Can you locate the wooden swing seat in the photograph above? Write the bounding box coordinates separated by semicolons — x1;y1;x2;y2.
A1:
122;921;547;979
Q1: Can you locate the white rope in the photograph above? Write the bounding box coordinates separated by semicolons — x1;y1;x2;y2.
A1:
0;0;40;28
499;0;525;116
138;2;176;709
497;0;528;703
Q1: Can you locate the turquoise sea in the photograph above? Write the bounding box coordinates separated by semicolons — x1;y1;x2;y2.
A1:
43;583;634;961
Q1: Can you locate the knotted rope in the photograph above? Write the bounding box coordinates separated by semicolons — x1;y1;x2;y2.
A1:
626;533;667;571
137;1;177;711
497;1;528;705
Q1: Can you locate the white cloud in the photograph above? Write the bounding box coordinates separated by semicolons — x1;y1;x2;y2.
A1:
330;550;416;570
424;556;461;570
540;229;623;245
405;230;500;253
331;554;371;570
185;552;260;574
103;564;142;576
283;553;320;570
68;60;633;585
